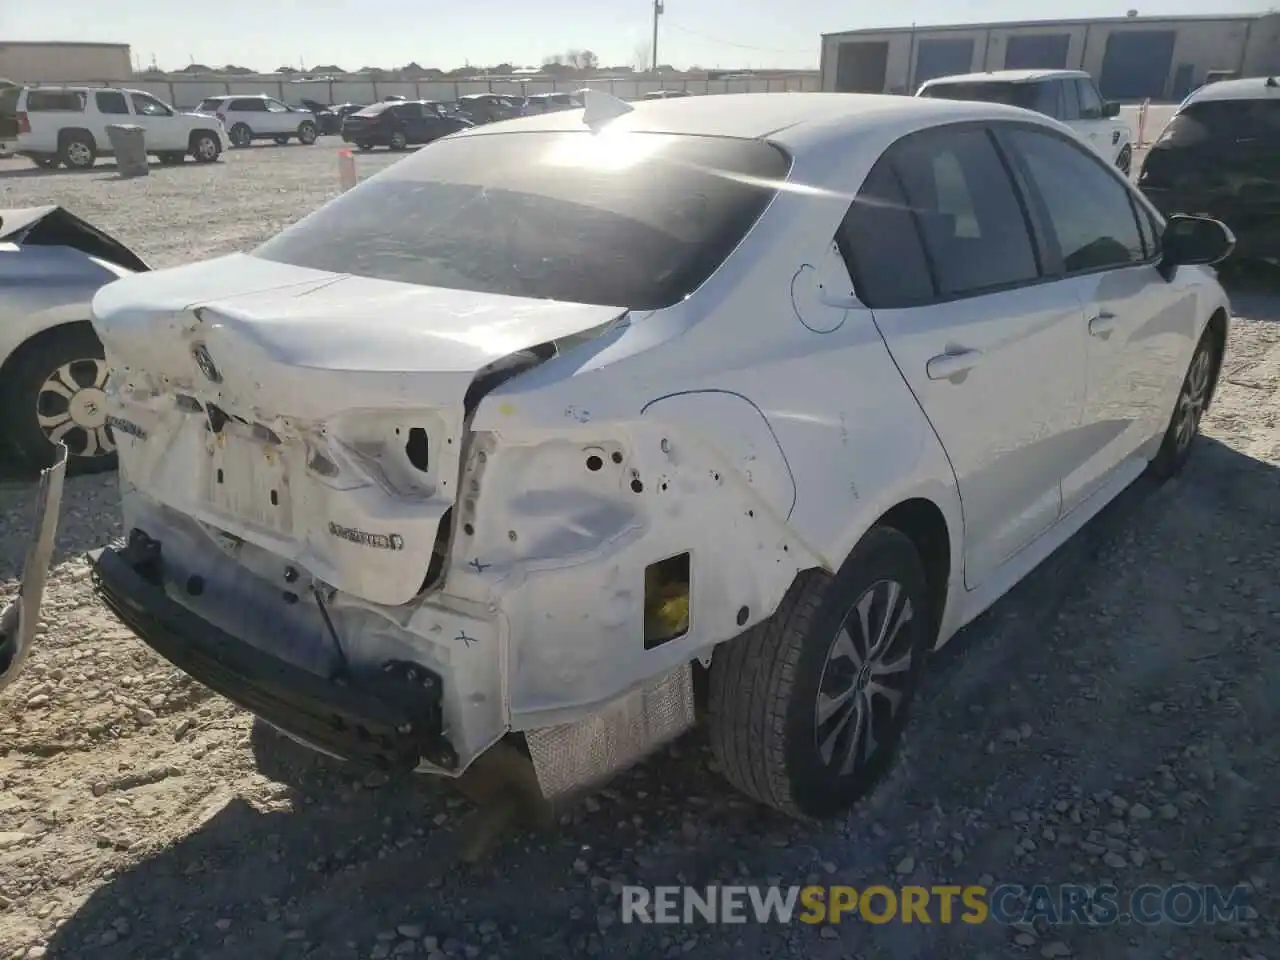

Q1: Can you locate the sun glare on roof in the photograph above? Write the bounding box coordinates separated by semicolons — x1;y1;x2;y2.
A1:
542;129;665;172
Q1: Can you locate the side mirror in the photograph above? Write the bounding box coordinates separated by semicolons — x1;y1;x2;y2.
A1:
1157;214;1235;280
1102;100;1121;118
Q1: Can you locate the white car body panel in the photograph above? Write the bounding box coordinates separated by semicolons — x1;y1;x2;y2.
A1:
87;92;1230;784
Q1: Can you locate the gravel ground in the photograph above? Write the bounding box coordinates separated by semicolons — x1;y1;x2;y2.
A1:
2;142;1279;960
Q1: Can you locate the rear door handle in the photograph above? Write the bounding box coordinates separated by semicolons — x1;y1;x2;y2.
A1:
926;348;982;381
1088;311;1117;337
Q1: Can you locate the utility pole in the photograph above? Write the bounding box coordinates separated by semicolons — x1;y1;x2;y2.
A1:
651;0;663;73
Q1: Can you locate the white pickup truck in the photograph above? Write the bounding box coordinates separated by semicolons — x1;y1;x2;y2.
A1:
12;86;228;169
917;69;1135;174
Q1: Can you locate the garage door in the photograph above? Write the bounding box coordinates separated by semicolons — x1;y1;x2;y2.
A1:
1098;30;1177;99
835;41;889;92
914;38;976;88
1004;34;1071;70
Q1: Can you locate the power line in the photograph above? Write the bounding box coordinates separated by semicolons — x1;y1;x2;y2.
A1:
662;20;814;55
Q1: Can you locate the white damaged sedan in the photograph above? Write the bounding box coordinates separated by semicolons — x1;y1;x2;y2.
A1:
76;90;1232;819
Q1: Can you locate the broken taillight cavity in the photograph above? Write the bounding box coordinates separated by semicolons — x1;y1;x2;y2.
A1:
644;552;691;650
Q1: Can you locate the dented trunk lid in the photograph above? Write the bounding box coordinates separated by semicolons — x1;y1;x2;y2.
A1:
91;253;627;607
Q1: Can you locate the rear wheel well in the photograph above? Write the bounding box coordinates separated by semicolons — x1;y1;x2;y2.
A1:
1204;308;1228;408
876;498;951;636
0;320;98;383
57;127;95;149
188;128;218;150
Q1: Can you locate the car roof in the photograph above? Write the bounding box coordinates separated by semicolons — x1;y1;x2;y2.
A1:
451;91;1049;149
920;69;1088;87
1182;76;1280;105
26;86;154;97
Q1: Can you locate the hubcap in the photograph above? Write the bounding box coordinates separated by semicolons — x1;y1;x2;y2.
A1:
815;579;915;776
198;137;217;159
67;142;91;166
37;359;115;458
392;133;406;147
1174;344;1211;453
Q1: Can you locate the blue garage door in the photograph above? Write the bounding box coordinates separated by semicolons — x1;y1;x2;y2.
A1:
1098;30;1177;100
1004;34;1071;70
914;38;976;88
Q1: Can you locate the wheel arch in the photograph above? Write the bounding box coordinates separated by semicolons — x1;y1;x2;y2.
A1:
1203;306;1228;410
875;497;952;638
57;127;96;149
0;319;100;385
187;128;220;150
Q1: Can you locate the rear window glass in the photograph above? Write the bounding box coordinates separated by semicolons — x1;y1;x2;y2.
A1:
26;90;86;112
353;102;391;116
920;81;1052;113
1158;99;1280;146
251;131;790;311
196;98;225;112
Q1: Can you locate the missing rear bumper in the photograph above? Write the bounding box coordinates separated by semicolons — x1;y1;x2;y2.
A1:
91;529;458;772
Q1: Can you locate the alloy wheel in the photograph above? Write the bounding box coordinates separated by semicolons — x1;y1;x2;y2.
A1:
66;142;92;167
36;359;115;459
815;578;915;776
197;136;218;160
1174;342;1212;453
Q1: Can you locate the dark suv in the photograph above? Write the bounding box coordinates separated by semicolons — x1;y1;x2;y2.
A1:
1138;77;1280;263
340;100;472;151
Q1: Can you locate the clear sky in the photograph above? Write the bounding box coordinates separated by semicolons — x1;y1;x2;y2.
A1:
2;0;1272;73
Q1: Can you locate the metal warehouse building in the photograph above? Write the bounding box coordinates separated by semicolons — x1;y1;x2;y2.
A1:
0;41;133;83
820;12;1280;100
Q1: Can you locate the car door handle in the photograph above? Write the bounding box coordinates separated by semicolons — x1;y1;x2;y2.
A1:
926;348;982;381
1088;311;1117;337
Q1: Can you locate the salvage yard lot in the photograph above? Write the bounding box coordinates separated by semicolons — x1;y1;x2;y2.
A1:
2;139;1279;960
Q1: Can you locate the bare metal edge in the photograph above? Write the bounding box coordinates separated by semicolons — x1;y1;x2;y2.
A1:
0;443;68;694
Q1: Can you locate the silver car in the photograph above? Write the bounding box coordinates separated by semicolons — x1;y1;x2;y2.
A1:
0;206;148;474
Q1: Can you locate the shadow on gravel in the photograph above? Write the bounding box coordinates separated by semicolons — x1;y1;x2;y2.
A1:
38;437;1280;960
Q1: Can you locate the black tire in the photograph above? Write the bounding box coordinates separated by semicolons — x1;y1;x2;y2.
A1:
273;135;290;145
58;132;96;170
1146;324;1220;480
0;324;117;476
157;151;185;165
229;123;252;148
708;525;934;819
389;130;408;151
1117;144;1133;177
297;121;317;145
30;155;58;170
190;131;221;163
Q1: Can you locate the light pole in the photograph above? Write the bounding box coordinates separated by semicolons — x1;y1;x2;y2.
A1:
652;0;663;73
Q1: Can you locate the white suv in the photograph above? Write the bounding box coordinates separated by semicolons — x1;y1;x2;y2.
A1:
917;69;1135;174
193;95;318;148
14;86;227;170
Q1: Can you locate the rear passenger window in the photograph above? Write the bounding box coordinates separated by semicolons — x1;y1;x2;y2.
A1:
95;91;129;115
26;90;86;112
889;127;1040;298
838;158;935;308
232;99;266;112
1005;127;1146;272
